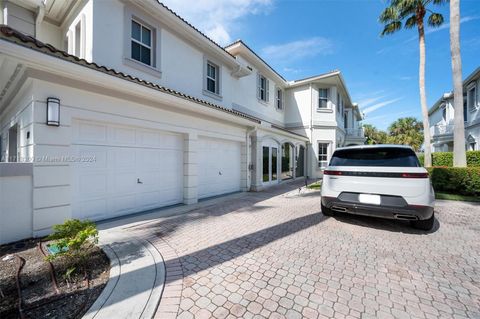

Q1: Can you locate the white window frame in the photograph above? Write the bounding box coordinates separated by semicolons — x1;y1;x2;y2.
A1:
318;88;329;109
318;142;330;169
258;74;269;103
123;6;161;78
276;87;283;110
131;19;153;66
203;58;222;99
467;83;477;112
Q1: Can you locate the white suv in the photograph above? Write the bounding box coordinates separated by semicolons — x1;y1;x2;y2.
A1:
321;145;435;230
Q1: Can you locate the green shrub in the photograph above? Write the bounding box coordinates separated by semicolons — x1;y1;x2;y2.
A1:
467;151;480;167
418;151;480;167
46;219;99;272
427;167;480;196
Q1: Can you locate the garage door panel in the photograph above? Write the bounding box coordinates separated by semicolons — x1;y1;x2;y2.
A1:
78;174;107;198
75;122;108;143
72;120;184;220
111;126;136;145
111;194;137;215
79;199;108;220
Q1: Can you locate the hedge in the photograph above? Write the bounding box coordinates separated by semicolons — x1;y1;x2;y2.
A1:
418;151;480;167
427;167;480;196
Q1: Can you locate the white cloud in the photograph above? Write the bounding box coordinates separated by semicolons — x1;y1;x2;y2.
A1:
160;0;274;45
362;98;403;114
357;95;387;108
261;37;334;63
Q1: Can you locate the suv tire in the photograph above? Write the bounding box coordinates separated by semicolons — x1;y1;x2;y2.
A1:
411;212;435;231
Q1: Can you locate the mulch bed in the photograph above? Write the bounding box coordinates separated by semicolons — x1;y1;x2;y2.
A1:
0;238;110;319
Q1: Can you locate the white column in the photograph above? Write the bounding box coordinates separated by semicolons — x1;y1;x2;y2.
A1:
240;141;248;191
250;134;263;191
183;133;198;204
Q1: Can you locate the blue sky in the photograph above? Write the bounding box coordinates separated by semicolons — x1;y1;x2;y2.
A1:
162;0;480;130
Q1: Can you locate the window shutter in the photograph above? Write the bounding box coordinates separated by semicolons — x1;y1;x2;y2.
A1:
266;79;270;102
257;74;261;99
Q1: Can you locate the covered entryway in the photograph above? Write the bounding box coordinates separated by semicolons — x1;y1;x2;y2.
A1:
72;120;184;221
198;137;241;199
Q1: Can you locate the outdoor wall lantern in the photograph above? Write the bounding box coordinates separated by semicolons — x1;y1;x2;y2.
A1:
46;97;60;126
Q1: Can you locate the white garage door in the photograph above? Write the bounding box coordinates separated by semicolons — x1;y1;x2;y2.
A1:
72;120;184;221
198;137;241;199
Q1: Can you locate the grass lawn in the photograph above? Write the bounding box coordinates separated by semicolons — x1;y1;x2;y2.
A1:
435;192;480;202
306;181;321;190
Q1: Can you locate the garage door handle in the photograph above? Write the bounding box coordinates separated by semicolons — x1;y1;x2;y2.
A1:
137;178;143;184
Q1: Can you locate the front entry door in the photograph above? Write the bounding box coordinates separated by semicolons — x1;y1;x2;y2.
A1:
262;146;278;185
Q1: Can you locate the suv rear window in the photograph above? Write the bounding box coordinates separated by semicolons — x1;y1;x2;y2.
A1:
329;147;421;167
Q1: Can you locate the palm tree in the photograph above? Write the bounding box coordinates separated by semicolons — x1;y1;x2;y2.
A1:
363;124;389;145
379;0;447;167
387;117;424;151
450;0;467;167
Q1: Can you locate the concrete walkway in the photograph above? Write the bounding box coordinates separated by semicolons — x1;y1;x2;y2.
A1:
82;227;165;319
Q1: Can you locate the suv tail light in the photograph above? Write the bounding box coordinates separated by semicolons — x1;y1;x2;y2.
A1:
401;172;429;178
324;170;343;176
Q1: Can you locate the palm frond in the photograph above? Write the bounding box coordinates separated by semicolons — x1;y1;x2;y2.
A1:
432;0;448;5
404;15;418;28
379;6;399;23
427;13;444;27
381;21;402;36
393;0;418;18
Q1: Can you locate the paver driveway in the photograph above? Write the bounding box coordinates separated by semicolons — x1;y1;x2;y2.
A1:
128;181;480;319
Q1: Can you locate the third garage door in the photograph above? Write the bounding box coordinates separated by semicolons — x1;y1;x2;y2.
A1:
198;137;241;199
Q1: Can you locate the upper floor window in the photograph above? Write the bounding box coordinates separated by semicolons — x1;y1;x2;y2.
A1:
318;142;329;168
276;88;283;110
464;97;468;121
442;106;447;121
467;84;477;112
319;88;328;108
206;61;219;94
131;20;152;66
258;75;269;102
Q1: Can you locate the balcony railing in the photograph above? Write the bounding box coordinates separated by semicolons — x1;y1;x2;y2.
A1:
430;124;454;136
346;128;365;138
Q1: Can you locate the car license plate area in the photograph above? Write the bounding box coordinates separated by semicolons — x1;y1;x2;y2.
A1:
358;194;381;205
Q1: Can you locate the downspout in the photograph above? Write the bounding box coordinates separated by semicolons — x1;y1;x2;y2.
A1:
309;83;313;180
35;4;45;38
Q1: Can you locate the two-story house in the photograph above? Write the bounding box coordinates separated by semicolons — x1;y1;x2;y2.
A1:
429;67;480;152
0;0;364;242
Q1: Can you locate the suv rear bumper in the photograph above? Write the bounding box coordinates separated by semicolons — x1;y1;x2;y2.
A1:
322;195;434;221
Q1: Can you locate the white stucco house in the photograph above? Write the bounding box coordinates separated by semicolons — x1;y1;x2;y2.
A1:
429;67;480;152
0;0;364;243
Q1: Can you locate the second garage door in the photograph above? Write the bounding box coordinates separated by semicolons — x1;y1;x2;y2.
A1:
198;137;241;199
71;120;184;221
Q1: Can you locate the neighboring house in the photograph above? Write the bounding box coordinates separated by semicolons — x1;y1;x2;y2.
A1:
0;0;364;242
429;67;480;152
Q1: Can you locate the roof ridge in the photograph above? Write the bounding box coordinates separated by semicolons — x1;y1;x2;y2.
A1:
156;1;236;60
0;25;260;124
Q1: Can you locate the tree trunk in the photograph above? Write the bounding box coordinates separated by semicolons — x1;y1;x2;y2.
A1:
418;19;432;167
451;0;467;167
